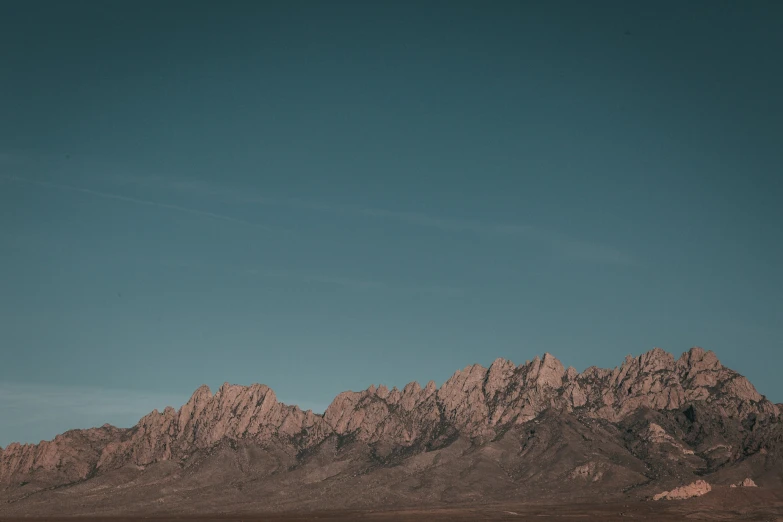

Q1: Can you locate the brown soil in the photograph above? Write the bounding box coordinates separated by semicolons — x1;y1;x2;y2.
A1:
3;488;783;522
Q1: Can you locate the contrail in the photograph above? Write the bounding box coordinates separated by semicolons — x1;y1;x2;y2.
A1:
1;174;282;233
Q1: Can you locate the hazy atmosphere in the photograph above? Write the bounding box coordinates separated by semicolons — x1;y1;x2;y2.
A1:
1;0;781;448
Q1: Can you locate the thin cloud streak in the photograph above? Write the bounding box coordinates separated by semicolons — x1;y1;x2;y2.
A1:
3;163;632;265
156;257;464;297
1;174;283;234
245;266;465;297
0;382;186;420
116;174;634;265
120;175;535;236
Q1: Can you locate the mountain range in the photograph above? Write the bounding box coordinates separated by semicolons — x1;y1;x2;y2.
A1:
2;346;782;517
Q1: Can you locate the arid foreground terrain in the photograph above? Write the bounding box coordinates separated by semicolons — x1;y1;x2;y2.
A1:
2;347;783;520
3;490;783;521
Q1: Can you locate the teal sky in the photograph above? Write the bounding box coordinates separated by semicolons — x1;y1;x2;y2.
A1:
1;1;781;447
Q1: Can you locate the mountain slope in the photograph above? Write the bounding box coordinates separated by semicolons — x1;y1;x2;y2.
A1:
1;347;780;515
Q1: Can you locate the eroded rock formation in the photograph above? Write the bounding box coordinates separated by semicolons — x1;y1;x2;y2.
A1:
1;346;779;509
653;480;712;500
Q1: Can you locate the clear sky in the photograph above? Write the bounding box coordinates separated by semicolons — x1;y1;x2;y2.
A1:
1;1;781;447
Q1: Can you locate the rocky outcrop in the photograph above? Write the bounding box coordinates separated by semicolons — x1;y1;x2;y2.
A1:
730;478;758;487
572;347;775;422
95;383;332;471
1;384;332;485
0;425;123;486
642;423;695;454
568;461;604;482
653;480;712;500
1;347;778;490
319;346;776;446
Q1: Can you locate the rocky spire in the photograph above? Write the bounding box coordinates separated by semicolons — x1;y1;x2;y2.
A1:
1;347;778;487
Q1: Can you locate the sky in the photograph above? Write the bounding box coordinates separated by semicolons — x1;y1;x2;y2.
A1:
1;1;781;447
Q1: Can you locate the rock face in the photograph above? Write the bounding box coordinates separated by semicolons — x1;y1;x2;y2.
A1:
1;347;780;515
641;423;695;454
653;480;712;500
731;478;758;487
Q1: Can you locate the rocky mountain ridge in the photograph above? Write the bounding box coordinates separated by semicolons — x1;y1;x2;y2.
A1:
2;347;781;515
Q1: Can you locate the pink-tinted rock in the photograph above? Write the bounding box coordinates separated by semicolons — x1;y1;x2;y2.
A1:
1;347;778;489
536;353;565;388
653;480;712;500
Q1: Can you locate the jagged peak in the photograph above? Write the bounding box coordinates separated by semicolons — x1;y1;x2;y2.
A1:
689;345;706;356
403;381;422;394
644;346;672;358
678;346;722;370
536;353;565;387
187;384;212;402
637;347;676;372
2;347;772;458
488;357;515;376
444;363;487;387
459;362;488;374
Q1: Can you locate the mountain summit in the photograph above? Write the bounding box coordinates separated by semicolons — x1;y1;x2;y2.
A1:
2;347;781;516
